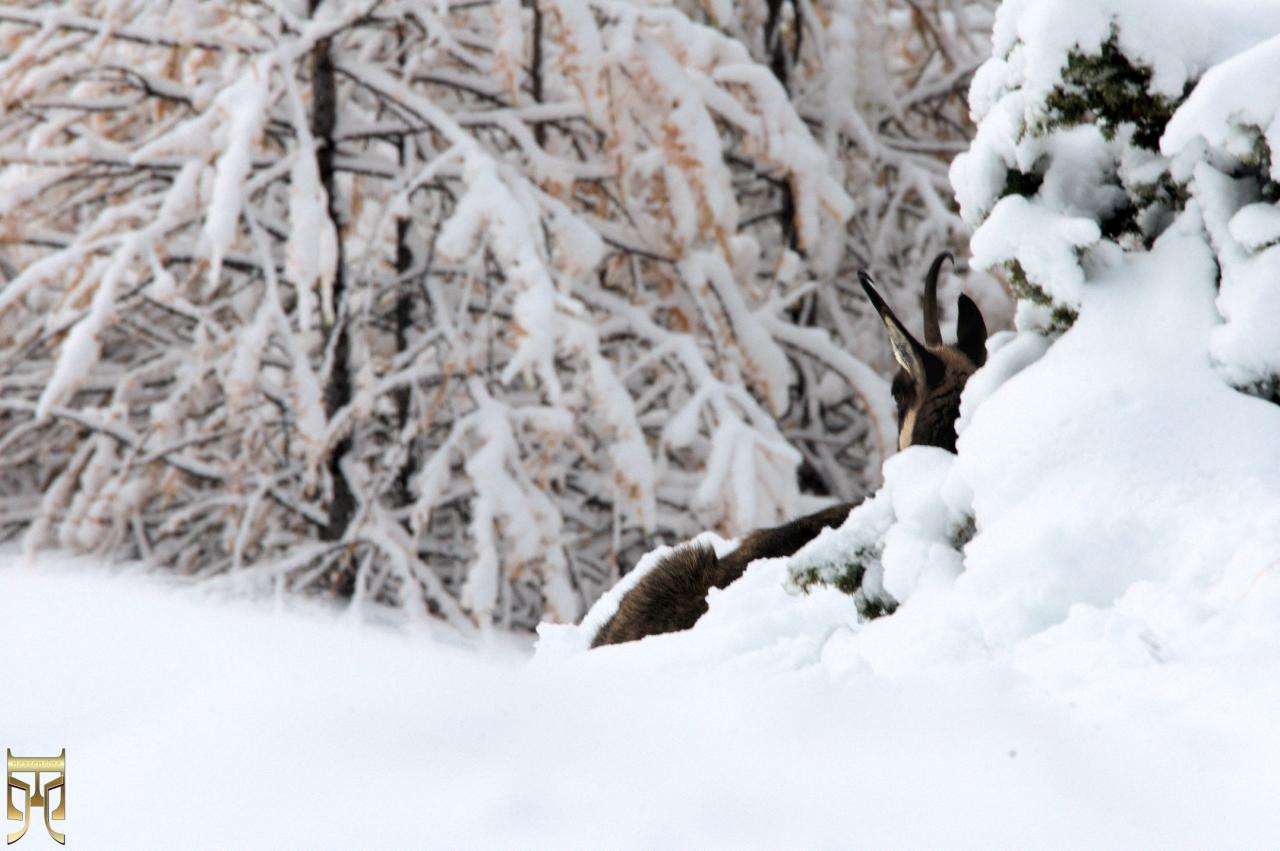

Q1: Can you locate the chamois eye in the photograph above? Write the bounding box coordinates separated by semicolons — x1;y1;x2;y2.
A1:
890;373;914;419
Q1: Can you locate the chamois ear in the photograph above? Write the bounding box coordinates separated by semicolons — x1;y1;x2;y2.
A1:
860;271;944;386
955;293;988;367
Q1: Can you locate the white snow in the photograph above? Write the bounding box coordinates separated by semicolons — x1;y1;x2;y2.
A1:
1157;31;1280;390
1161;32;1280;182
1229;202;1280;250
987;0;1280;102
203;61;271;290
1185;164;1280;390
285;144;338;331
680;251;792;417
969;194;1100;308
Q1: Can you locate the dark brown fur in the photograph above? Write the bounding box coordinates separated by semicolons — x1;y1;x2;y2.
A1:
591;503;854;647
590;255;987;648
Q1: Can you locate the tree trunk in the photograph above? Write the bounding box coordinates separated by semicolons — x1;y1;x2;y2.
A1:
309;8;356;558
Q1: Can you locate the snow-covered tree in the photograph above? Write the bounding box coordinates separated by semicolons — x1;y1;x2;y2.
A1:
0;0;993;631
788;0;1280;606
684;0;995;279
951;0;1280;406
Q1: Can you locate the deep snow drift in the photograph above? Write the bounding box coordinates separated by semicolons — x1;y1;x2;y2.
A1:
3;541;1279;850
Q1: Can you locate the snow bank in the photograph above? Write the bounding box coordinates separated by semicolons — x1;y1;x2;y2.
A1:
955;217;1280;657
8;539;1280;849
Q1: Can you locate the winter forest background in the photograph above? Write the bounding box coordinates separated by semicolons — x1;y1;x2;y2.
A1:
0;0;1004;631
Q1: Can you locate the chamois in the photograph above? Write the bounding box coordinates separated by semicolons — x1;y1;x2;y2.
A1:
591;254;988;648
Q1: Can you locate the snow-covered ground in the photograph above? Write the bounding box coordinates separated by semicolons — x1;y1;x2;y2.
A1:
5;521;1279;849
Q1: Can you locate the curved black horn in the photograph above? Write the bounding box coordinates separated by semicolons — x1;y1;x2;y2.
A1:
922;252;952;347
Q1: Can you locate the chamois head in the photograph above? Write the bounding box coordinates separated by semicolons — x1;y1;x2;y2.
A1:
859;253;988;453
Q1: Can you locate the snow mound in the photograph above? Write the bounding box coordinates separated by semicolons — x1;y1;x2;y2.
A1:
9;552;1280;847
956;217;1280;659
